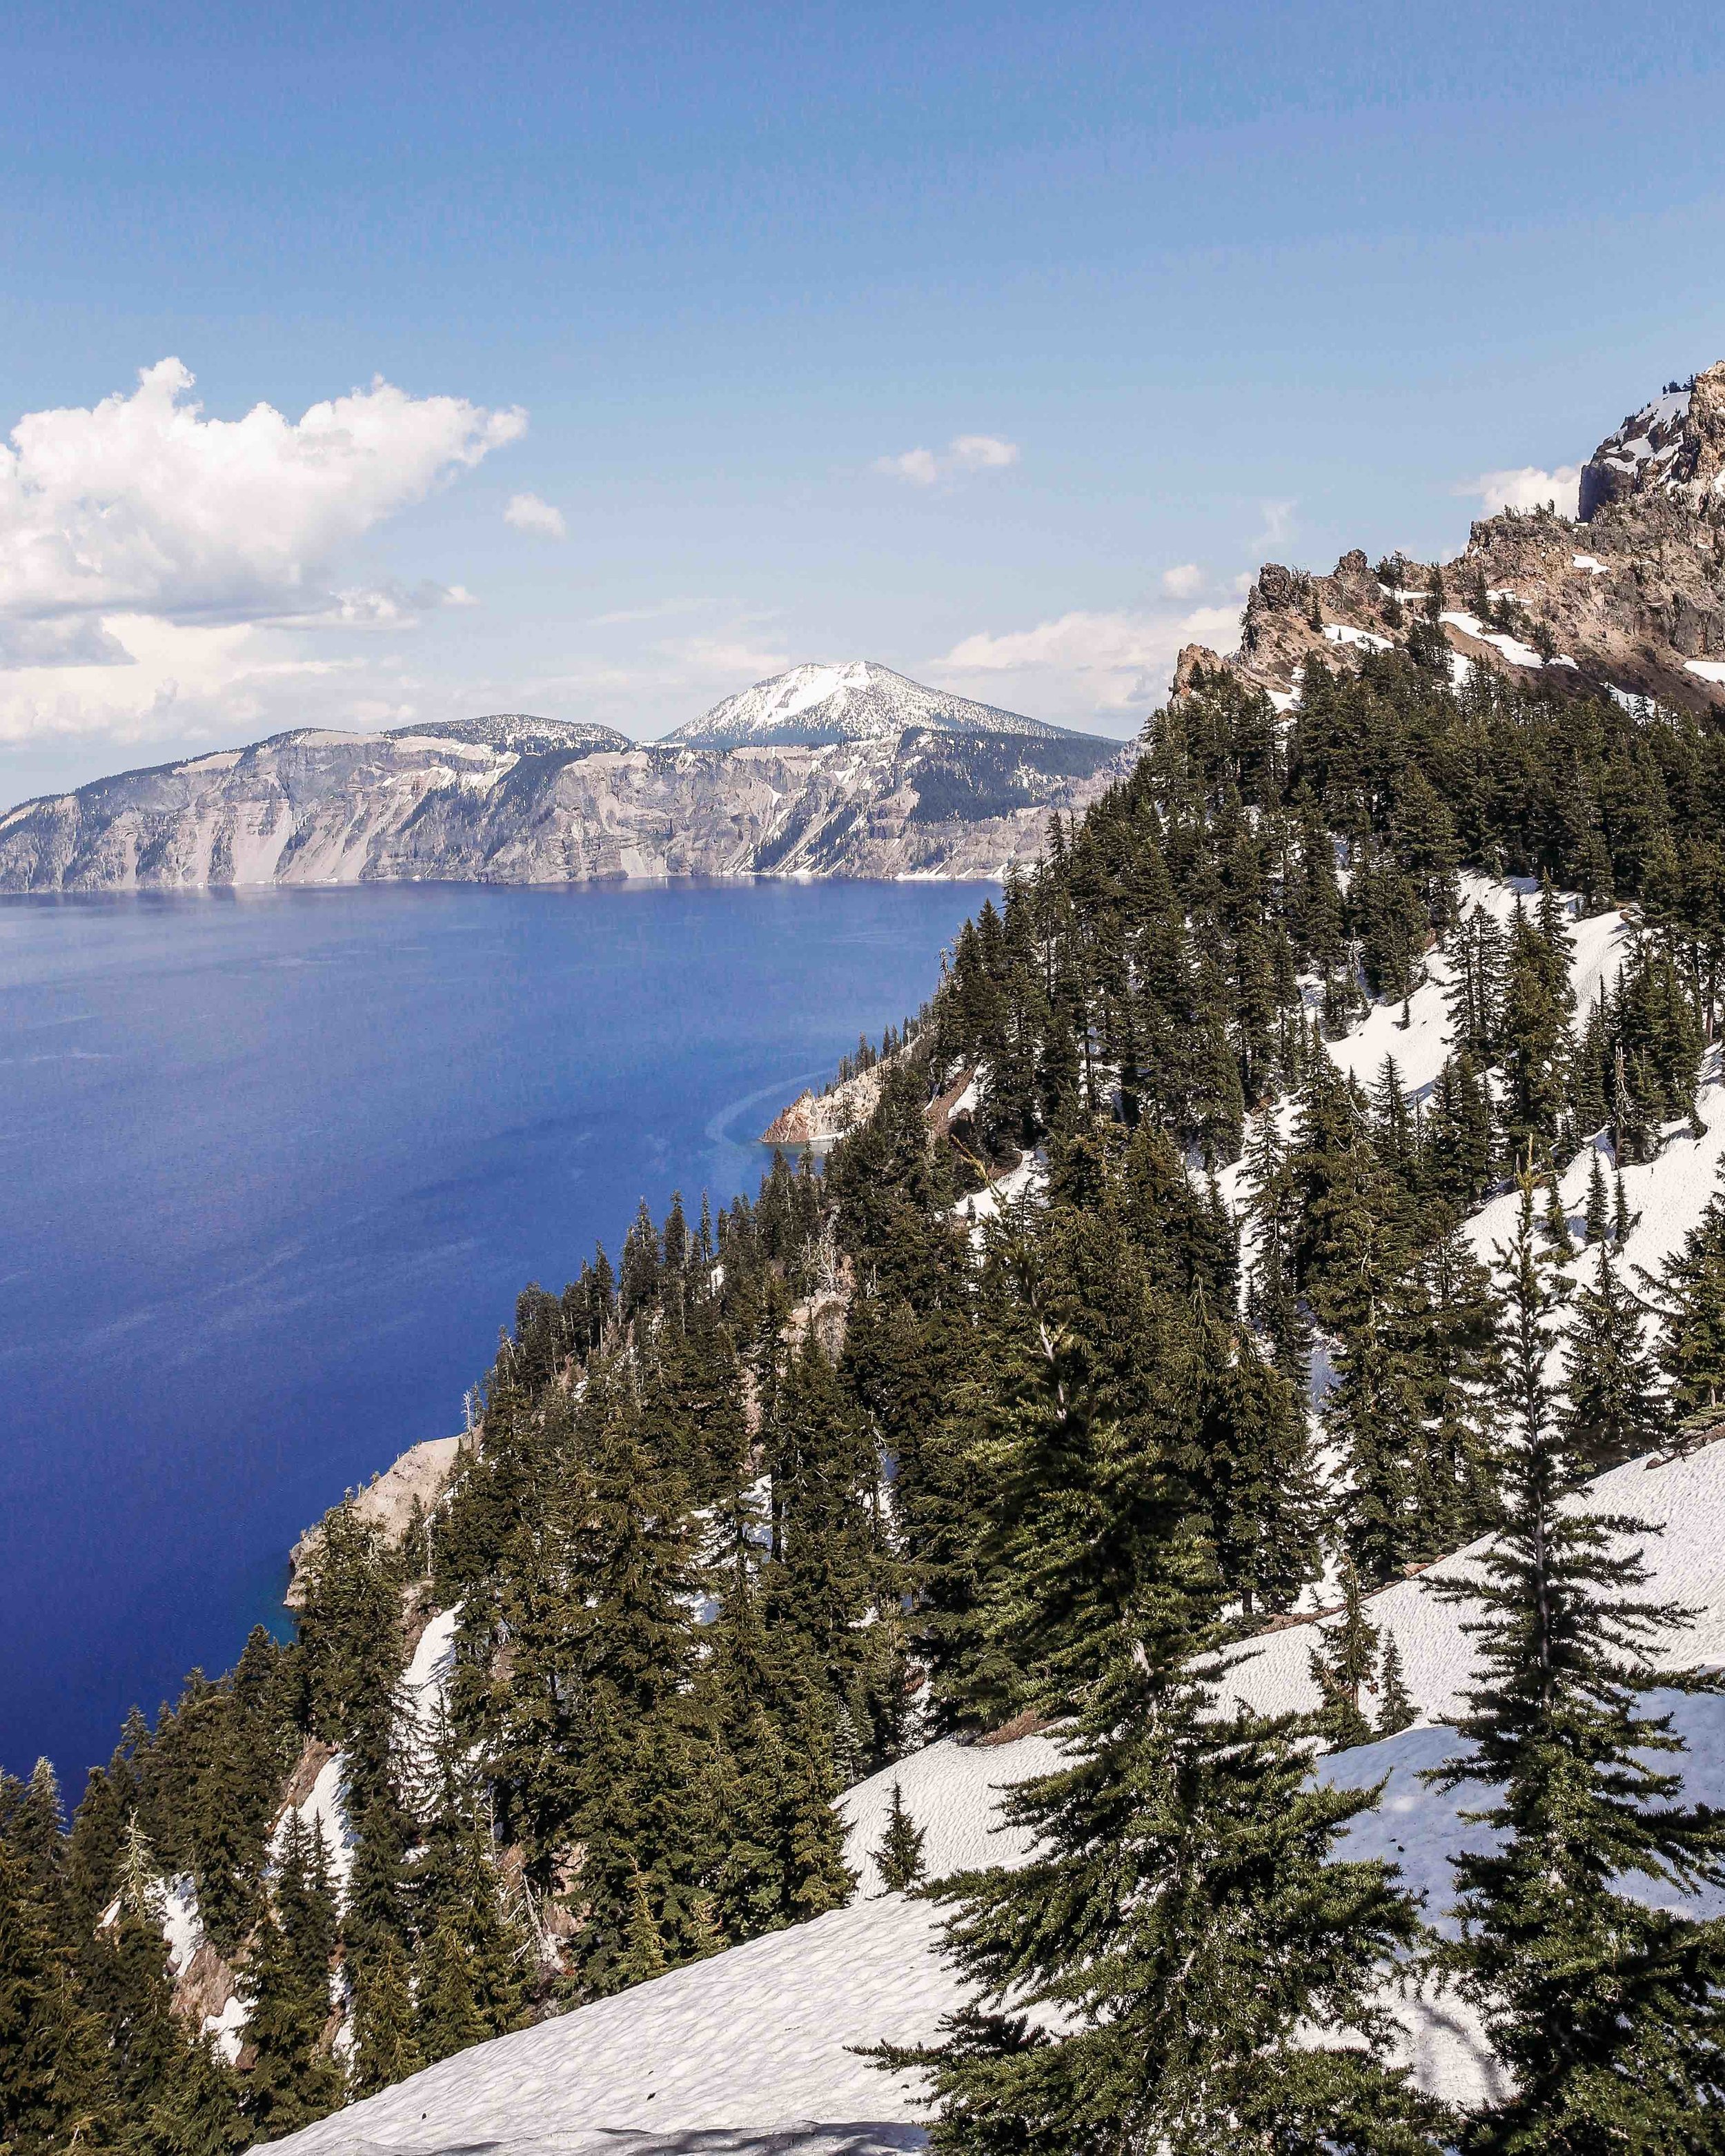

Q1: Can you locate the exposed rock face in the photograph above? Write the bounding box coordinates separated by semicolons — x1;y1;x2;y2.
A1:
286;1433;465;1608
1579;365;1725;520
1201;364;1725;719
0;722;1127;893
760;1061;891;1145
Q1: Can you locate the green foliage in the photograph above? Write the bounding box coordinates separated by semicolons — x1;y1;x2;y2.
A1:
873;1781;927;1894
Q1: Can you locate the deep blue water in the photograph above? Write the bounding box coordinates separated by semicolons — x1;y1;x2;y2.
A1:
0;879;987;1785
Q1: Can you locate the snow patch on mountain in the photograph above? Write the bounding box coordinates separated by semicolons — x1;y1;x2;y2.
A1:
665;662;1076;751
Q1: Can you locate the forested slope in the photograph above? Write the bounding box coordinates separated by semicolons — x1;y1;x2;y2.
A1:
6;642;1725;2153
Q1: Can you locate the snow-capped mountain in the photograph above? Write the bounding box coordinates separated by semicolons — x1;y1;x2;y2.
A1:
664;661;1071;751
1578;363;1725;519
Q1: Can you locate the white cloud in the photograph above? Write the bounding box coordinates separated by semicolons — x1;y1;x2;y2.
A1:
1160;563;1204;598
948;434;1019;473
0;357;524;627
504;491;567;540
874;434;1020;487
0;359;524;768
1458;464;1581;517
931;600;1243;726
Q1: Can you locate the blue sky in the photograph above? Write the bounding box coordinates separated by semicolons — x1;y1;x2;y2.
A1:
1;0;1722;798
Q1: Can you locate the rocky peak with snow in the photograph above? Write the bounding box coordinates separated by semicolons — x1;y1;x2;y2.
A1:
664;660;1073;751
1579;362;1725;520
1176;364;1725;718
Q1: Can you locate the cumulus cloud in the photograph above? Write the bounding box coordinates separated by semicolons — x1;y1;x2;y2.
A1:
0;357;524;627
1459;464;1581;517
1160;563;1204;598
0;359;525;771
504;490;567;540
931;600;1243;725
874;434;1020;486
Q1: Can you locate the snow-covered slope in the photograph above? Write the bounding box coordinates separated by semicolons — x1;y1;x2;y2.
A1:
265;878;1725;2156
665;662;1073;750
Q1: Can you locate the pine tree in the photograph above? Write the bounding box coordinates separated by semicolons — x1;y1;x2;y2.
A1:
1652;1169;1725;1436
1561;1238;1662;1472
621;1862;668;1987
1308;1557;1381;1750
1377;1632;1417;1735
874;1780;927;1894
879;1531;1450;2153
239;1814;342;2139
1426;1245;1725;2146
348;1932;420;2099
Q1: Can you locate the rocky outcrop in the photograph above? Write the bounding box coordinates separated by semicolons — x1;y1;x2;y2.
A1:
1203;368;1725;719
0;722;1127;893
1579;364;1725;520
760;1061;891;1145
285;1434;464;1608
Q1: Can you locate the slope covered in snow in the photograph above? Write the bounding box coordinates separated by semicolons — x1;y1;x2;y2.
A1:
664;662;1076;751
263;874;1725;2155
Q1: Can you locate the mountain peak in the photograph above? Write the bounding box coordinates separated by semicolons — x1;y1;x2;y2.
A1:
1579;359;1725;520
664;660;1077;750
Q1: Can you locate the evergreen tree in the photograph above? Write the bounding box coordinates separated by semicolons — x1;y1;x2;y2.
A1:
1377;1632;1417;1735
347;1932;420;2098
1308;1557;1381;1750
1652;1169;1725;1434
881;1531;1449;2153
1561;1238;1662;1472
1427;1229;1725;2147
874;1781;927;1894
239;1814;342;2139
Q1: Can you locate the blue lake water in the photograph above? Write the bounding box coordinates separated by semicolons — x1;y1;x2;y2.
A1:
0;878;988;1784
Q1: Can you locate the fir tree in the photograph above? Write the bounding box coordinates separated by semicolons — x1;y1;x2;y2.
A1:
348;1932;420;2099
1377;1632;1417;1736
1561;1237;1662;1472
880;1530;1449;2153
1427;1260;1725;2146
874;1780;927;1894
1308;1556;1381;1750
1652;1169;1725;1433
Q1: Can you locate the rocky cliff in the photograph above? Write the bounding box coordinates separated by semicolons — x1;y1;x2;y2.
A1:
1177;359;1725;716
0;713;1126;892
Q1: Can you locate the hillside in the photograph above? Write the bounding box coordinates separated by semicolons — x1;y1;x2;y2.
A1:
664;661;1070;751
259;863;1725;2153
0;686;1120;893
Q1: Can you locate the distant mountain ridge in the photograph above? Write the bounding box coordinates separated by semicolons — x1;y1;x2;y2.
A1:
390;713;631;755
664;660;1070;750
0;680;1123;891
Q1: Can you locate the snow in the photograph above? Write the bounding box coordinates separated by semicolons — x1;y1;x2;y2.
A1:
273;1750;358;1899
264;872;1725;2156
1439;612;1546;669
667;662;1060;751
1684;659;1725;684
1323;622;1392;652
1571;553;1608;573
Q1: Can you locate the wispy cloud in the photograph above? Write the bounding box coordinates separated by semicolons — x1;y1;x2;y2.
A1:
504;491;567;540
874;433;1021;487
930;599;1243;726
1160;563;1204;598
1249;499;1297;553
